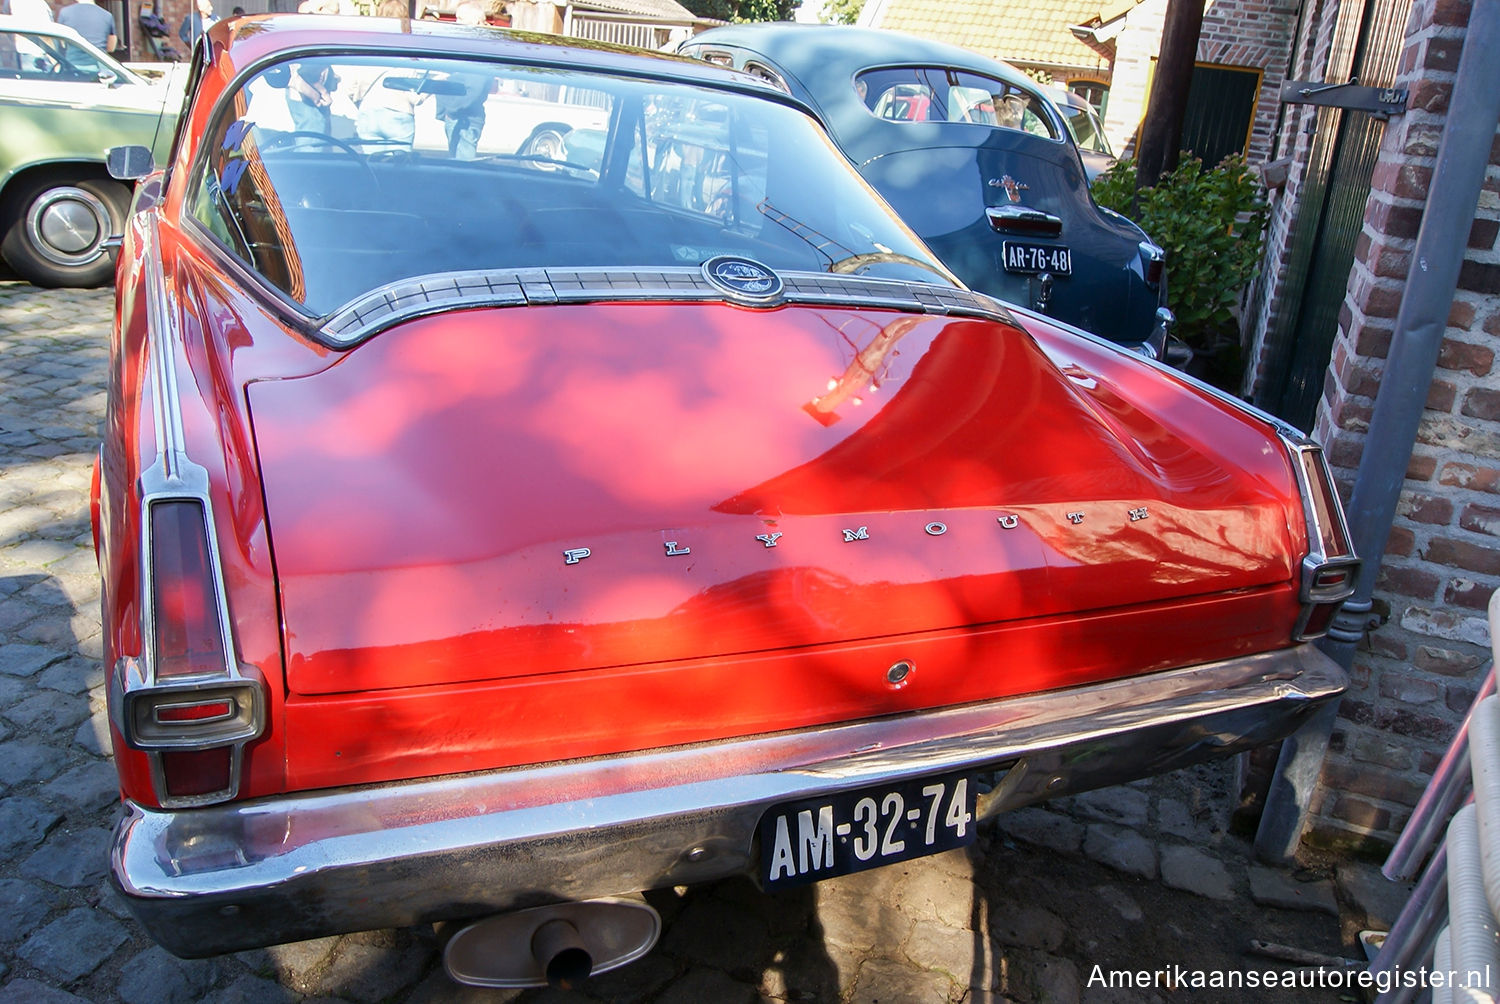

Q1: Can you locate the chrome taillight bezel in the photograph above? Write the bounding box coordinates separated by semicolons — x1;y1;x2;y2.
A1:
119;671;264;750
1281;436;1359;641
110;475;269;807
112;221;267;808
130;475;265;805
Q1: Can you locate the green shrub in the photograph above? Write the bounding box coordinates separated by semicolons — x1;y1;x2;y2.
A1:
1092;155;1269;354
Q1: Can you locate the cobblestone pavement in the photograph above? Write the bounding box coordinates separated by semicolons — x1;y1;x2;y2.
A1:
0;280;1403;1003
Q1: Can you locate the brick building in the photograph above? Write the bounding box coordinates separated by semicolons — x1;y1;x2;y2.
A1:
1267;0;1497;852
1106;0;1299;165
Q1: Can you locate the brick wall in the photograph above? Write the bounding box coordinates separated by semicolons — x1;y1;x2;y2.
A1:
1104;0;1297;166
1298;0;1500;852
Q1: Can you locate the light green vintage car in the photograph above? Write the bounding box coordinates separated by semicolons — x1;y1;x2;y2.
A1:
0;15;182;286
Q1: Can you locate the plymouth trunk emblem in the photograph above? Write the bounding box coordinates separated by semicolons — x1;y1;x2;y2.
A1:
988;175;1029;204
702;255;784;305
562;506;1157;563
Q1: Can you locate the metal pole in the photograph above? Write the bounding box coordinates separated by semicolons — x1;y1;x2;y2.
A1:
1255;0;1500;862
1384;663;1496;882
1371;841;1450;1004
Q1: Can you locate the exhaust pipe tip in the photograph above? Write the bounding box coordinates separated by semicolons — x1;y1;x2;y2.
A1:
443;896;660;989
531;919;593;990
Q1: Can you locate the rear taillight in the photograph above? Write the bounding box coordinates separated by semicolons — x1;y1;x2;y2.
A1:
150;500;228;678
159;748;235;801
111;492;265;807
1284;440;1359;641
1139;241;1165;287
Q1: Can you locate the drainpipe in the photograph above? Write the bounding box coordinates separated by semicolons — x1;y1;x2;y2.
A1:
1254;0;1500;864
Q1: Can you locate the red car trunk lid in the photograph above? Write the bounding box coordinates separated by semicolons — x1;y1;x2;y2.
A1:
247;301;1296;697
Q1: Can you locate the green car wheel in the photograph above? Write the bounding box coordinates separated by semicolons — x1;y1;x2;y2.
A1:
1;176;131;288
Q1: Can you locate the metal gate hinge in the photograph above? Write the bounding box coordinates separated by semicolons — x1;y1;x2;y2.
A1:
1279;78;1408;117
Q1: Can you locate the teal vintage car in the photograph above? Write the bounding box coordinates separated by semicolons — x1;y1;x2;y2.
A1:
0;16;182;286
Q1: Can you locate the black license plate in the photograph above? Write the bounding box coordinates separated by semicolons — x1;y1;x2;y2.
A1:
759;772;977;890
1002;241;1072;275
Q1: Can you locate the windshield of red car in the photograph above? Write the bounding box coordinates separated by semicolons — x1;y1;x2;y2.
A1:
186;55;953;315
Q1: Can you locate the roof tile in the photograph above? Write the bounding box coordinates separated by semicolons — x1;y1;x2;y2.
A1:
871;0;1115;73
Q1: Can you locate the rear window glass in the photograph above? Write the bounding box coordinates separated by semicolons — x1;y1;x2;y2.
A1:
1057;98;1112;154
855;67;1057;139
188;55;950;315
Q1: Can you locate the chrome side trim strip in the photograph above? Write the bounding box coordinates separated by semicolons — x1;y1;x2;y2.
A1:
320;267;1013;346
141;219;189;481
124;218;263;807
113;644;1345;957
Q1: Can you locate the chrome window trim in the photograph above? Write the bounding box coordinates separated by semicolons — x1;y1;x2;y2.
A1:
320;267;1009;347
742;60;789;93
115;217;265;807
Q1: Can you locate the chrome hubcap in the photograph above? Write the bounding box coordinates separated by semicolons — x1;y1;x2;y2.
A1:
27;187;111;267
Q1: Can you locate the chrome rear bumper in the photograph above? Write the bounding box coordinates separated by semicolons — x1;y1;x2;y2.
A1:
113;644;1345;957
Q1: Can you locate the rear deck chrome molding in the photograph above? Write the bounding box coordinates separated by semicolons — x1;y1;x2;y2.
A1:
114;643;1345;957
320;267;1013;346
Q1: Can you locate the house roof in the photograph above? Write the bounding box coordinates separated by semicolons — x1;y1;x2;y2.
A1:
571;0;698;21
867;0;1115;74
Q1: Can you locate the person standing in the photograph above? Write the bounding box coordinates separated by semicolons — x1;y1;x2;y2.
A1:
287;59;340;134
178;0;216;49
434;1;490;159
58;0;116;52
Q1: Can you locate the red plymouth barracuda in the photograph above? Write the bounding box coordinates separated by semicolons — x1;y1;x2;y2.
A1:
96;14;1357;989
